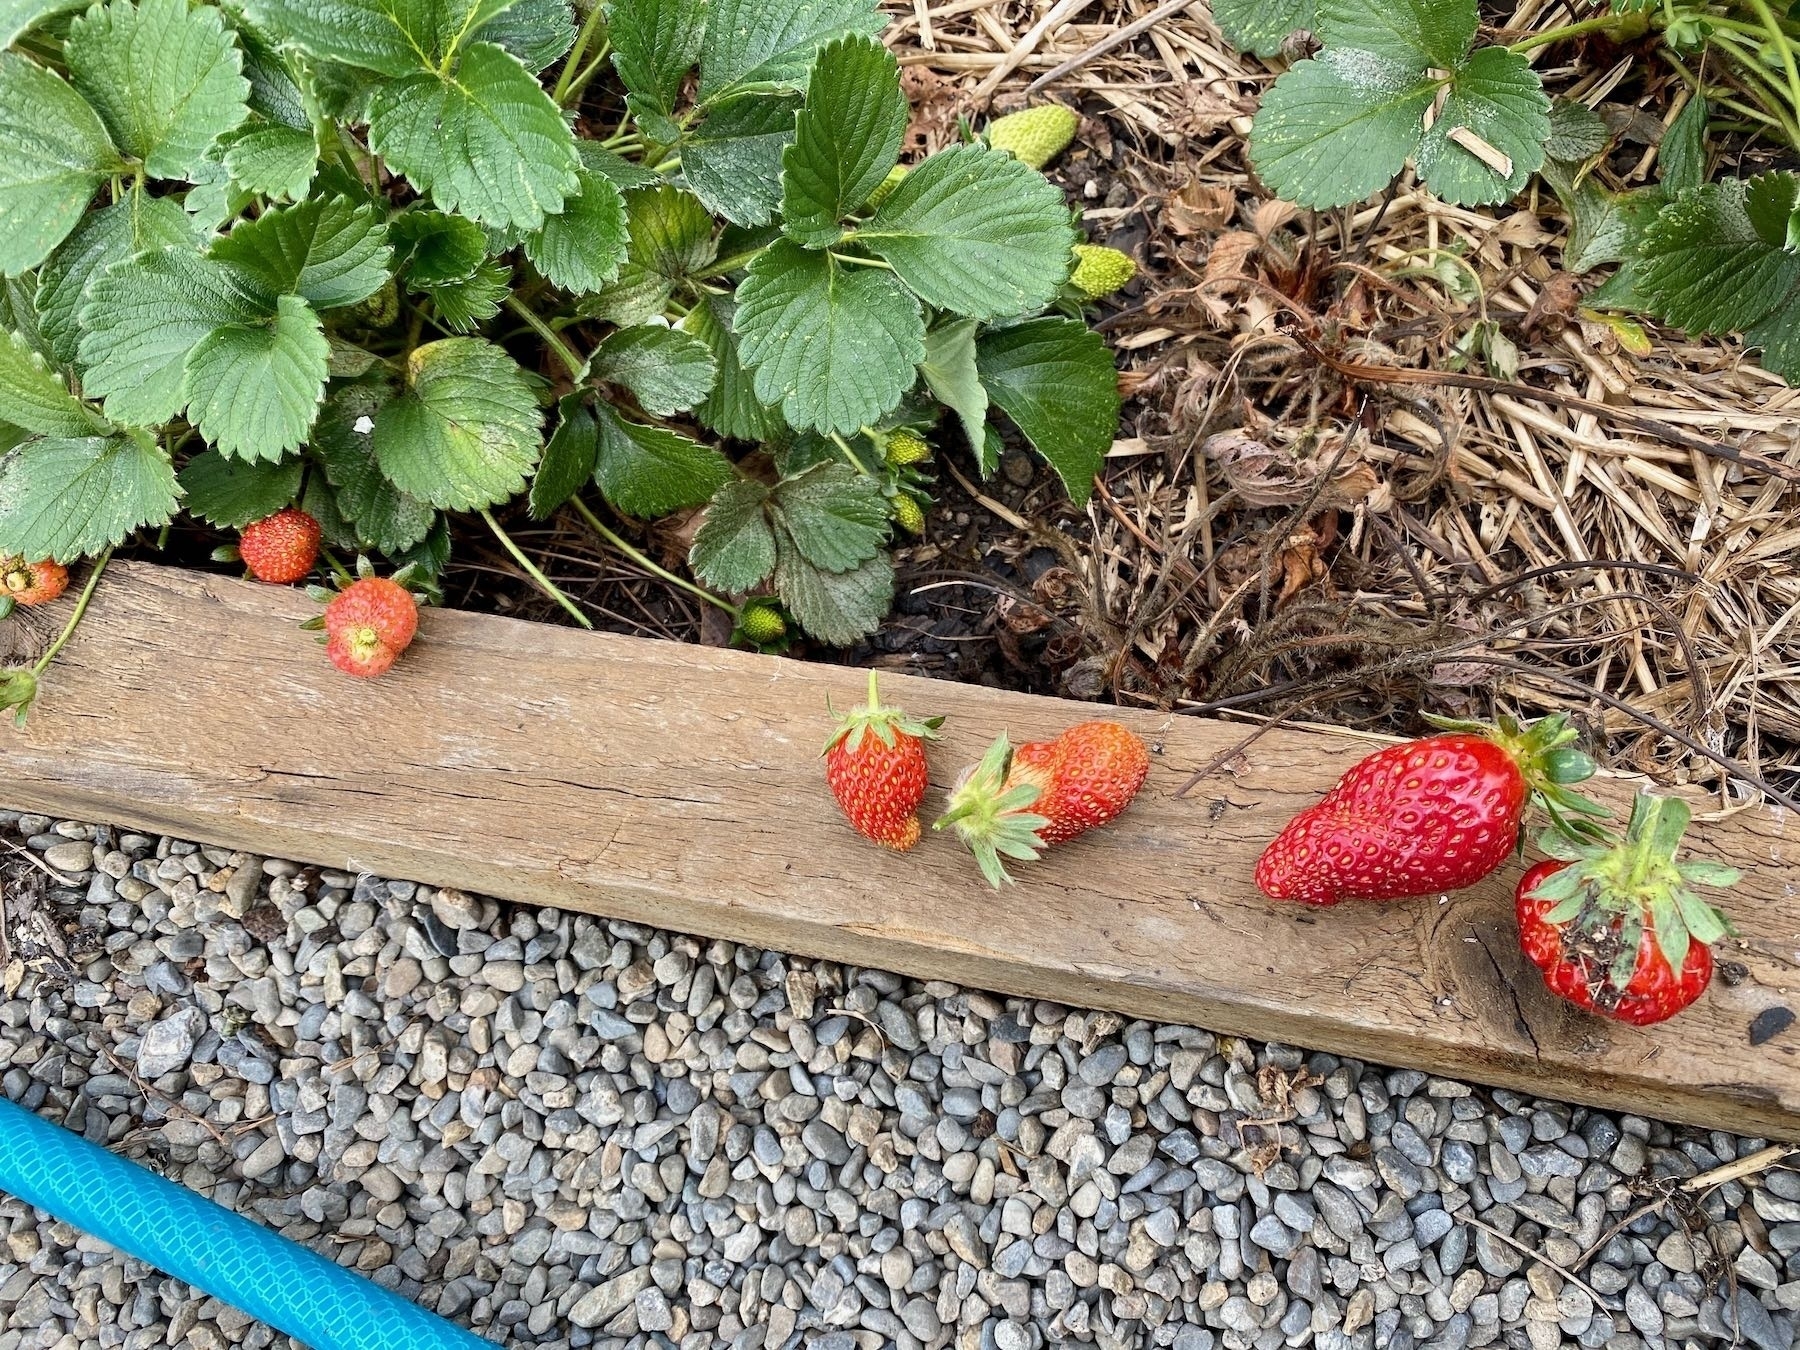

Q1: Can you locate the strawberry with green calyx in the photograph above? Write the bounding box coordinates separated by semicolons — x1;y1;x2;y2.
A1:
1005;721;1150;845
1516;793;1736;1026
1069;244;1136;300
985;105;1079;169
1255;712;1606;906
238;507;322;584
824;670;944;851
934;733;1052;886
2;557;68;607
302;557;425;679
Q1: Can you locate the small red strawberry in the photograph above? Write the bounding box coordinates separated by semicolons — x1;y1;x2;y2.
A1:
1255;714;1605;905
1515;793;1735;1026
823;670;943;850
323;576;418;678
935;722;1148;885
239;508;321;584
1;556;69;606
1004;721;1150;845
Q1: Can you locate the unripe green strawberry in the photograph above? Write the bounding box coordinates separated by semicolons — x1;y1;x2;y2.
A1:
893;494;926;535
739;601;786;645
986;105;1078;168
865;164;907;208
1070;244;1135;299
884;429;931;466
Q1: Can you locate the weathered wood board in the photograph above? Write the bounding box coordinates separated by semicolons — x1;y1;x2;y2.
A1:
5;563;1798;1136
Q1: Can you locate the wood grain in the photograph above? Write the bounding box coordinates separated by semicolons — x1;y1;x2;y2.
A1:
5;563;1798;1136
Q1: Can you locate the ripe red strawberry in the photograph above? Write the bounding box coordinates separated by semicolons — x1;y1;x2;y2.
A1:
239;508;321;584
1;556;68;606
1515;793;1735;1026
323;576;418;679
823;671;942;850
935;722;1148;885
1004;721;1149;845
1255;714;1605;905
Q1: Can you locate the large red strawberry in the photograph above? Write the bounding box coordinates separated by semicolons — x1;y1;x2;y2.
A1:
239;508;321;584
1;556;68;607
1255;714;1605;905
1004;721;1149;845
1515;793;1734;1026
323;576;418;678
824;671;942;851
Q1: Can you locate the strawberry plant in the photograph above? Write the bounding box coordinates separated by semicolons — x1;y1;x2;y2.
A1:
1223;0;1800;387
0;0;1121;664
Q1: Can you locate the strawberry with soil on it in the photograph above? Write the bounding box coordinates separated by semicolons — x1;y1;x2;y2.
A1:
1255;713;1605;905
1;556;69;608
1516;793;1736;1026
936;721;1150;884
320;576;419;679
824;670;943;851
238;507;322;584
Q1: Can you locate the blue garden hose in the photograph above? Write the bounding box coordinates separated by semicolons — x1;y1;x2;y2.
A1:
0;1097;492;1350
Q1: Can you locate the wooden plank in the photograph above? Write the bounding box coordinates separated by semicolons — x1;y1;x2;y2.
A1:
4;562;1798;1137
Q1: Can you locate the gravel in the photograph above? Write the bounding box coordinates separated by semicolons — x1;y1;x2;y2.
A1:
2;810;1797;1350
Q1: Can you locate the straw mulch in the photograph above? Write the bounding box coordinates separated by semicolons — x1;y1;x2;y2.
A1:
880;0;1800;814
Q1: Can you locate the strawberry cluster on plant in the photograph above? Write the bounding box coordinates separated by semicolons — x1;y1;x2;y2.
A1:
0;0;1129;666
1219;0;1800;386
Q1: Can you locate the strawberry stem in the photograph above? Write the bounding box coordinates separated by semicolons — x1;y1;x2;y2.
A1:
932;733;1050;888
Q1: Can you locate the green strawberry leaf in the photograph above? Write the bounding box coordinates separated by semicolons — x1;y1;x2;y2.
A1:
681;94;798;227
609;0;706;126
1660;91;1708;194
209;197;393;311
177;449;304;527
781;33;906;247
475;0;574;71
578;140;661;191
689;477;775;590
372;336;542;509
35;195;195;366
391;207;488;288
528;392;597;518
369;41;579;229
65;0;250;182
241;0;439;76
625;182;719;281
523;170;630;294
426;257;511;332
683;295;785;442
975;317;1117;504
733;239;923;435
0;53;126;275
592;401;732;517
1317;0;1475;70
773;530;891;644
1415;47;1549;207
1248;51;1435;210
79;247;268;428
220;121;320;201
769;460;887;571
697;0;884;101
1540;160;1663;274
0;0;88;48
1638;173;1800;338
592;323;717;416
0;432;179;561
919;317;986;454
1543;99;1609;163
857;144;1077;321
181;293;330;461
0;329;107;437
1213;0;1315;56
311;381;439;552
